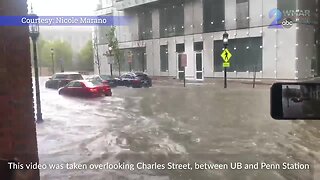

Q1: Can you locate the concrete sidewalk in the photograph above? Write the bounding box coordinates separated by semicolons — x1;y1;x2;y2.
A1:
151;77;275;87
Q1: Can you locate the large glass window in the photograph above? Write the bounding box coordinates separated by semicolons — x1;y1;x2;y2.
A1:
236;0;249;29
214;37;262;72
119;48;146;72
176;44;185;53
138;10;153;40
160;45;169;72
98;25;110;44
277;0;297;23
159;1;184;38
278;0;296;15
203;0;225;33
194;42;203;51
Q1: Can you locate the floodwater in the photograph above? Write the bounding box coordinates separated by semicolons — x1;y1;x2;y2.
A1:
35;78;320;180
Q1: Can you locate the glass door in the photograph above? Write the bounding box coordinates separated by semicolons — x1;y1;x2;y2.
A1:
195;52;204;80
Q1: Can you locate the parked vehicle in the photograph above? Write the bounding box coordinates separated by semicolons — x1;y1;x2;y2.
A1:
58;80;112;97
115;72;152;88
45;72;84;89
87;75;118;87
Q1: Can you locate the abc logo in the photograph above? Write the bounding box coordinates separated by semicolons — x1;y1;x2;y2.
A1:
281;18;293;28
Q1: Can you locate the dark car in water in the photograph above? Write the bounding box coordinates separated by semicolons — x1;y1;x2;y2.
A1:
87;75;118;87
58;80;112;97
115;72;152;88
45;72;84;89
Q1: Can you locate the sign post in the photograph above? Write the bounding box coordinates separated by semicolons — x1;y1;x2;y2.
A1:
221;48;232;88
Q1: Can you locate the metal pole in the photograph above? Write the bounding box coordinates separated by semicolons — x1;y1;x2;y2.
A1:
51;52;54;74
39;57;41;76
110;64;113;77
253;66;256;88
33;40;43;123
224;67;227;88
96;43;101;75
183;67;186;87
224;44;228;89
142;53;145;72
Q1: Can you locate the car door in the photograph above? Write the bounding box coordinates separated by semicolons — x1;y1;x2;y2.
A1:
123;74;133;86
62;82;75;95
72;82;85;96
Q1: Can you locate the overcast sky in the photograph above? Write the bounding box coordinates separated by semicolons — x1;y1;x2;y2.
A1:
27;0;98;16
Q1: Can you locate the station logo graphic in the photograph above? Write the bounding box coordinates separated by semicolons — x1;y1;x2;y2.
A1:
268;8;311;29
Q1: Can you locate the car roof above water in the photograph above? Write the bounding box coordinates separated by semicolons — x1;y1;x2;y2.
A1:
55;72;81;75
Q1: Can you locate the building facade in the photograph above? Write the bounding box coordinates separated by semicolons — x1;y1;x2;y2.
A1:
95;0;319;80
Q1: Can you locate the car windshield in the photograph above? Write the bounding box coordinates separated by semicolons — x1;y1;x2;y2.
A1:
67;74;83;80
53;74;83;80
83;80;102;87
100;75;112;80
53;74;68;79
135;73;148;78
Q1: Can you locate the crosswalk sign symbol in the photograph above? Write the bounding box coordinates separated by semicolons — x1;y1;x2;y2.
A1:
221;49;232;62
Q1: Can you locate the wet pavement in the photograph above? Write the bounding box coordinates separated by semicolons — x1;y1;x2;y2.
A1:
35;77;320;180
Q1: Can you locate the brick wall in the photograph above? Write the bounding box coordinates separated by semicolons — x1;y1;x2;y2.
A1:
0;0;40;179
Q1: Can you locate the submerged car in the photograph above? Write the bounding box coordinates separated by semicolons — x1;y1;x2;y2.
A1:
87;75;118;87
115;72;152;88
45;72;84;89
58;80;112;97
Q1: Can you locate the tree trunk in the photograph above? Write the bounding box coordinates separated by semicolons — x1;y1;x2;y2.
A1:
118;58;121;76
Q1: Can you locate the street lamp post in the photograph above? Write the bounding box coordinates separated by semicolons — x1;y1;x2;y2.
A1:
94;35;101;75
51;48;55;75
223;31;229;89
29;12;43;123
108;46;113;77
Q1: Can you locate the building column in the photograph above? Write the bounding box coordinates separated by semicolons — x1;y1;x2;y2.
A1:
0;0;40;179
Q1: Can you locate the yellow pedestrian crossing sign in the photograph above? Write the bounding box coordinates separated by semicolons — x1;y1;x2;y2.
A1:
221;49;232;62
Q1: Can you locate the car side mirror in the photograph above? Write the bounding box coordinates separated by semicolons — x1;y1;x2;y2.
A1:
49;78;52;80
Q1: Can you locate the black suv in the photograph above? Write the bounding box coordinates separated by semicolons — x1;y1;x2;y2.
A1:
45;72;84;89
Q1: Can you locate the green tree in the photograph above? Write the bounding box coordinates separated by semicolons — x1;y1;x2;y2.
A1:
39;40;73;71
30;38;48;67
76;40;94;71
106;26;122;76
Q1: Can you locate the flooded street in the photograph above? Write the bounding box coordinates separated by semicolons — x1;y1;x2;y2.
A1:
35;78;320;180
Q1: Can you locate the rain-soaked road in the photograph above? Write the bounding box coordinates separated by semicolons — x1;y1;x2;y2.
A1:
35;78;320;180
